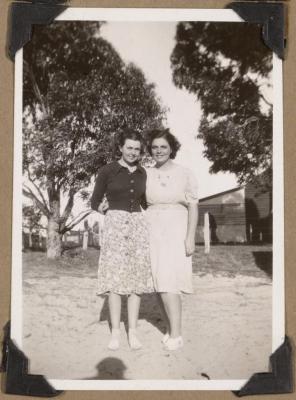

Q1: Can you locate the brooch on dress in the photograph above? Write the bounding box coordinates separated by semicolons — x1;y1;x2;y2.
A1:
158;174;170;187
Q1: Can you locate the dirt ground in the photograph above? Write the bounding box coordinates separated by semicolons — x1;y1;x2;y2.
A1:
22;245;272;381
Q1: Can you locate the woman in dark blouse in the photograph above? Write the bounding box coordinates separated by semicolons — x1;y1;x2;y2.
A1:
91;130;153;351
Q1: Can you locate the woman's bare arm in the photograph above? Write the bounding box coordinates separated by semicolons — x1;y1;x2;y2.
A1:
185;203;198;256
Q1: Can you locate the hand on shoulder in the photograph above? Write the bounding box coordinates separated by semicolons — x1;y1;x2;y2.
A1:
98;197;109;214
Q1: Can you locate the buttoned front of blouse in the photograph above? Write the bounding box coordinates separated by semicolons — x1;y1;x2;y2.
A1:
91;161;147;213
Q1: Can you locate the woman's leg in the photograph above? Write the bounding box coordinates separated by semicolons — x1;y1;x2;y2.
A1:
157;293;171;337
109;292;121;329
160;292;182;338
127;293;142;349
127;293;141;329
108;293;121;350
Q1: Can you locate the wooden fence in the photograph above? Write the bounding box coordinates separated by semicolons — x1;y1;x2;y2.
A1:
22;230;101;251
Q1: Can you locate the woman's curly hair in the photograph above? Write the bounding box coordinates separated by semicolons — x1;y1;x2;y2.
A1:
113;129;145;159
146;128;181;159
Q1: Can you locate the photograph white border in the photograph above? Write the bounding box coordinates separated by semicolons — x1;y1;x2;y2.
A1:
11;7;284;391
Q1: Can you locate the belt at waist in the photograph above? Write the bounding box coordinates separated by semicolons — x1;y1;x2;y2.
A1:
108;205;142;213
147;203;187;211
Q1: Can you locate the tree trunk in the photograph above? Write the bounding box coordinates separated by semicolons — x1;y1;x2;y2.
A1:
28;232;33;248
47;197;62;259
47;216;62;258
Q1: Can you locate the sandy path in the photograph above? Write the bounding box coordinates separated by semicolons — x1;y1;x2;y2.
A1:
23;267;272;381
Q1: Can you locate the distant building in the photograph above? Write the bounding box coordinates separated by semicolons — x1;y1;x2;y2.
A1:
196;184;272;243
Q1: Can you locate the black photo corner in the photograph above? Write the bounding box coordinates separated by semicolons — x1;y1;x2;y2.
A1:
227;1;285;59
1;322;63;396
7;0;69;61
1;0;293;397
233;336;293;396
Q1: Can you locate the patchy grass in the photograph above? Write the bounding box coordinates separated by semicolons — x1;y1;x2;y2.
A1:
193;244;272;279
23;247;100;280
23;244;272;281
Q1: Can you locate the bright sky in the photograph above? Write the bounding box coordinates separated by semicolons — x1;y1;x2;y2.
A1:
100;21;238;199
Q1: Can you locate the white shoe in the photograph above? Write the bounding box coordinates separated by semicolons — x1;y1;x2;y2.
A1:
107;329;120;350
161;332;170;344
128;329;143;350
164;336;184;351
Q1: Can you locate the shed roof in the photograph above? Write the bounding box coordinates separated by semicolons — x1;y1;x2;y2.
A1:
200;186;243;202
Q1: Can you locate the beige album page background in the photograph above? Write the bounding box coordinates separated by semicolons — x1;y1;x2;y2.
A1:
0;0;295;399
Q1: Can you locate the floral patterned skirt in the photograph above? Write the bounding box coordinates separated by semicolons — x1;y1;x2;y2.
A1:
97;210;154;295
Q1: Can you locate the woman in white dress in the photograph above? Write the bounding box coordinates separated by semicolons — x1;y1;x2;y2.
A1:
146;129;199;350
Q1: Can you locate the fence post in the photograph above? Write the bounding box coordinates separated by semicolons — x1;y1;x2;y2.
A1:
28;232;32;248
204;212;210;254
83;230;89;250
249;224;253;242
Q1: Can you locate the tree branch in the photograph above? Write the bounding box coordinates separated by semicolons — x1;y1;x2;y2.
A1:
245;74;272;109
60;210;93;234
26;171;51;215
24;60;48;116
60;189;76;224
57;176;68;191
259;93;272;108
23;186;51;218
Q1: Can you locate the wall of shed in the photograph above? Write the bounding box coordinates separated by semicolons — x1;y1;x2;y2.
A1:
196;185;272;243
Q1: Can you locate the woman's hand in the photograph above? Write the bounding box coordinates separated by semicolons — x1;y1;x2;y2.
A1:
98;197;109;214
184;236;195;257
185;203;198;256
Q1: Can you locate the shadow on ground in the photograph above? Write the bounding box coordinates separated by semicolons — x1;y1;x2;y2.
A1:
252;251;272;278
84;357;127;380
99;293;166;335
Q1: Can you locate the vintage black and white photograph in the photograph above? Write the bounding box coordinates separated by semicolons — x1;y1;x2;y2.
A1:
11;8;284;390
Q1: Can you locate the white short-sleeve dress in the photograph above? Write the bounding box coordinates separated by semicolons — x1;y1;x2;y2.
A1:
145;163;199;294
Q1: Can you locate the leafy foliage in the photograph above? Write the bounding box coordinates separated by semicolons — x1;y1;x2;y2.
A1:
23;21;165;245
171;22;273;188
22;205;44;232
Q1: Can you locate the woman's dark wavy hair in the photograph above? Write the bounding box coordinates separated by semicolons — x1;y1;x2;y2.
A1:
113;129;145;159
146;128;181;159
